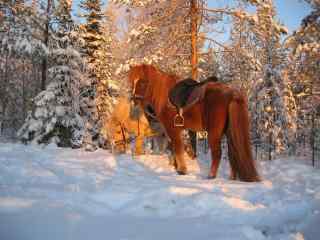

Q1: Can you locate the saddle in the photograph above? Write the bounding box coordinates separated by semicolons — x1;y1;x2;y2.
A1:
169;76;218;126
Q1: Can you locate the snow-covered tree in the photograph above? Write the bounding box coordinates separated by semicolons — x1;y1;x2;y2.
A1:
224;0;297;156
284;0;320;154
79;0;105;72
97;5;124;140
17;0;86;147
253;1;296;155
203;0;299;158
0;0;48;135
79;0;116;150
220;3;261;86
112;0;221;80
285;1;320;114
112;0;191;77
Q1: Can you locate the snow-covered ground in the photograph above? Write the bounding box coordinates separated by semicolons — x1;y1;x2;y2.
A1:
0;143;319;240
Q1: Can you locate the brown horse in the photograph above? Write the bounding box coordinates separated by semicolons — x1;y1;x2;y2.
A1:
128;64;260;182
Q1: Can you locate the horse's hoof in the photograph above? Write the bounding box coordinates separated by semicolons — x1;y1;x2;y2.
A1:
169;159;175;166
207;175;216;179
177;170;187;175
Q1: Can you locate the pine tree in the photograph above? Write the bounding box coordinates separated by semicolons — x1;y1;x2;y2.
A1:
0;0;47;135
248;0;296;155
17;0;86;147
221;2;261;87
284;0;320;154
79;0;111;150
285;0;320;114
97;5;123;140
220;0;297;157
79;0;104;71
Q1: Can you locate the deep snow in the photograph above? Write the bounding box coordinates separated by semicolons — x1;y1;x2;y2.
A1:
0;143;319;240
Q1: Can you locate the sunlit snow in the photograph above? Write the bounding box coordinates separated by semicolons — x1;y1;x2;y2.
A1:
0;143;319;240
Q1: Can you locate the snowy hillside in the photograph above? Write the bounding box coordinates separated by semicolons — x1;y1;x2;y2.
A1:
0;143;319;240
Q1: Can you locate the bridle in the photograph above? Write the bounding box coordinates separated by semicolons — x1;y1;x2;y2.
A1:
130;76;147;102
130;75;160;124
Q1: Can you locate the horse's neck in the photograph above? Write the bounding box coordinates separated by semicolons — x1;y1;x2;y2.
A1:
146;70;177;115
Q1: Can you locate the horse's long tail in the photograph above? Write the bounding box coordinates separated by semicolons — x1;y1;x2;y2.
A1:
227;92;260;182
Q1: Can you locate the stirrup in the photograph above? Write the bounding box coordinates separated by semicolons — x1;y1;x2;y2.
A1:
174;108;184;127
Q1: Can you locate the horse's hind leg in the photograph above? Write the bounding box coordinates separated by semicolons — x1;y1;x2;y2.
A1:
207;113;226;179
208;134;223;179
227;132;237;180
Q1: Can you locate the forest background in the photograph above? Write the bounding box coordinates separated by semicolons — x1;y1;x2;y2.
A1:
0;0;319;163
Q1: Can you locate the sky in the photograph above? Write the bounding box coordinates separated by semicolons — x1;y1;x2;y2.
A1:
72;0;312;35
206;0;311;33
273;0;311;32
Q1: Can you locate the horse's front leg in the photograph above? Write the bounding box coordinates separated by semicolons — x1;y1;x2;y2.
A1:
159;114;187;175
168;129;187;175
173;132;187;175
134;135;144;155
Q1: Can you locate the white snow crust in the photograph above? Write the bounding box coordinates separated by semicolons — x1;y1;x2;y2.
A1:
0;143;319;240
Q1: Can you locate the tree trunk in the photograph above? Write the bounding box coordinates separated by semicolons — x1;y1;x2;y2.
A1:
0;52;9;135
41;0;51;91
22;60;27;121
190;0;198;80
190;0;199;156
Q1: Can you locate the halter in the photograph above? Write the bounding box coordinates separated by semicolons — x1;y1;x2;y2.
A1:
130;75;149;102
130;77;142;101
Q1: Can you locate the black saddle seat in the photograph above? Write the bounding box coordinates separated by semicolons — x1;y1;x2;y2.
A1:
169;76;218;108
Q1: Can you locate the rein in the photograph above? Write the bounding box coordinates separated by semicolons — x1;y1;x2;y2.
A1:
137;118;140;136
113;121;128;150
113;119;142;151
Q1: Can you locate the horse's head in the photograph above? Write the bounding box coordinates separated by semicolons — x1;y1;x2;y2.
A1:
128;65;150;120
128;64;169;117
